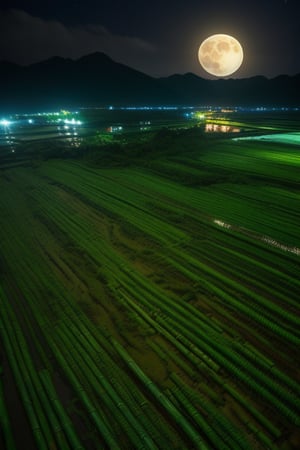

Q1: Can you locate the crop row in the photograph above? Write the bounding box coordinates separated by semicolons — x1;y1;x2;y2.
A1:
1;159;299;449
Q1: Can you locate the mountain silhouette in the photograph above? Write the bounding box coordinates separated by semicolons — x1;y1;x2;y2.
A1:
0;52;299;112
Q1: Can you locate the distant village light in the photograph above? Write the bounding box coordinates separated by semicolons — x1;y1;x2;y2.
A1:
1;119;10;126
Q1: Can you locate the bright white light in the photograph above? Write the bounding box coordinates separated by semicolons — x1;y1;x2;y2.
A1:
1;119;10;127
65;118;82;125
28;119;33;124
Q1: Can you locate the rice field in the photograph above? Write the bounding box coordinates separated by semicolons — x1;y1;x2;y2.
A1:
0;113;299;449
233;132;300;146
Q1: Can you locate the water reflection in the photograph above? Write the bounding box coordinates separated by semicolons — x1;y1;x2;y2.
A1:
57;122;82;148
205;123;240;133
0;122;16;152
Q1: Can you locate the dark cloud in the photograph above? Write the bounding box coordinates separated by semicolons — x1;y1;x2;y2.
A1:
0;9;156;71
0;1;299;78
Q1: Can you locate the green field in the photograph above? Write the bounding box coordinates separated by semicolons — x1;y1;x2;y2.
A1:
0;114;300;449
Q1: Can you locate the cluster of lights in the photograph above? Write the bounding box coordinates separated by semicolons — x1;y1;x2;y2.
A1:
63;118;82;125
36;112;61;116
57;118;82;125
31;110;78;117
195;113;206;120
107;126;123;133
60;118;82;132
129;106;179;111
1;116;82;128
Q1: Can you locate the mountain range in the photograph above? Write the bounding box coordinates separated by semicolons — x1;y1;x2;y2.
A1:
0;52;299;112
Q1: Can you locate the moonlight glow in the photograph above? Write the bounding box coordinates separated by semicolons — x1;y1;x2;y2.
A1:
198;34;243;77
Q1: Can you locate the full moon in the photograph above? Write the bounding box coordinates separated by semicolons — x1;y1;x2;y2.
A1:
198;34;243;77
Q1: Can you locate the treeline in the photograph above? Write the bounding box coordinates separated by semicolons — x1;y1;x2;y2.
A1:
16;125;208;167
79;126;209;167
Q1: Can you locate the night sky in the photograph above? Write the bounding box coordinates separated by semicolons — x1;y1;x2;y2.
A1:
0;0;299;79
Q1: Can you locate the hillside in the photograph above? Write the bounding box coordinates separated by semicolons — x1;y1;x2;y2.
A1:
0;53;299;111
